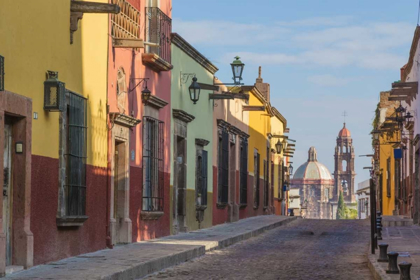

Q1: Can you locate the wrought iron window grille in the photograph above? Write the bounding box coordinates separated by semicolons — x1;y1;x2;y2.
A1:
142;116;164;212
144;7;172;63
254;152;260;208
217;128;229;204
196;150;208;207
65;91;88;217
0;55;4;91
240;138;248;205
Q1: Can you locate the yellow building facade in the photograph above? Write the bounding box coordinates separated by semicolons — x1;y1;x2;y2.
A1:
0;0;112;272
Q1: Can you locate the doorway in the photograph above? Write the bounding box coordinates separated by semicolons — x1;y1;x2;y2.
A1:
174;136;187;233
3;121;12;266
110;123;131;245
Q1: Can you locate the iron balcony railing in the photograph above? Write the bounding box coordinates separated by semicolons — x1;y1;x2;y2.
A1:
0;55;4;91
144;7;171;64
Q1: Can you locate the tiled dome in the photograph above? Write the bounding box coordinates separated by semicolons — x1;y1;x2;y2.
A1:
293;147;333;180
338;123;351;137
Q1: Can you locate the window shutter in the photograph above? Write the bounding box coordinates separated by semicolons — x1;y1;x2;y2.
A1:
221;130;229;203
202;150;208;206
240;139;248;205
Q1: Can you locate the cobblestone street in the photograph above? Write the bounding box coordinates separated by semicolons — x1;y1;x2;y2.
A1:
144;219;372;280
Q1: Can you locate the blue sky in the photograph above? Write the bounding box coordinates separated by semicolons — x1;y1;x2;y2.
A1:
173;0;419;184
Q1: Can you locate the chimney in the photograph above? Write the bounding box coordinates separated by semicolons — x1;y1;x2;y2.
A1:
255;66;270;102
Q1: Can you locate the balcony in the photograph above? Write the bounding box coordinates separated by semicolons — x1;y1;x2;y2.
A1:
143;7;173;72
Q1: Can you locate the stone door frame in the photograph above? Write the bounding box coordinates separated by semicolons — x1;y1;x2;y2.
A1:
110;122;132;245
0;90;33;276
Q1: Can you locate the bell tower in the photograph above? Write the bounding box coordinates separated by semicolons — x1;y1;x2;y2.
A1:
333;123;356;202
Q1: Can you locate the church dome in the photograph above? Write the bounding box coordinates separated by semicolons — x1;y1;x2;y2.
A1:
293;147;333;180
338;123;351;137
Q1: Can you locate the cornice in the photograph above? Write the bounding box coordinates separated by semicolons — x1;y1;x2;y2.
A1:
146;95;168;109
171;33;219;74
195;138;210;146
217;119;249;139
172;109;195;123
110;113;141;128
271;106;287;127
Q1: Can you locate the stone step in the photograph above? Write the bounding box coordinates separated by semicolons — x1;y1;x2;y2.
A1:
6;266;24;275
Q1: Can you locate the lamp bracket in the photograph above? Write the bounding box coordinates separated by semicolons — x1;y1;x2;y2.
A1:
129;78;149;93
180;72;196;84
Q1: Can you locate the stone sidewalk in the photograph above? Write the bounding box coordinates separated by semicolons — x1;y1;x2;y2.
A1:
6;215;296;280
368;225;420;279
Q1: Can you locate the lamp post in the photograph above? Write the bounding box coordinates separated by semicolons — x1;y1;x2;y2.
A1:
214;56;246;86
231;56;245;85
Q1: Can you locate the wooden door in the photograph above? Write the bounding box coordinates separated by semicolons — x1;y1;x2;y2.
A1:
3;123;12;265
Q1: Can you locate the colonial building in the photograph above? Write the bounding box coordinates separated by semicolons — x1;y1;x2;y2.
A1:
0;0;117;274
106;0;173;245
291;147;334;219
170;33;218;233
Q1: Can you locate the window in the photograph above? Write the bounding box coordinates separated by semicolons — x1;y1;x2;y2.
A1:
196;149;208;207
254;150;260;208
278;162;283;199
144;5;171;63
111;0;141;40
66;92;87;216
387;157;391;198
263;160;268;208
395;158;401;201
218;129;229;204
0;55;4;91
142;116;164;211
240;138;248;205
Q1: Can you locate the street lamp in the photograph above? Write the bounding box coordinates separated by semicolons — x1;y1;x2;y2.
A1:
44;70;65;112
189;77;201;104
289;163;294;176
231;56;245;85
275;139;283;154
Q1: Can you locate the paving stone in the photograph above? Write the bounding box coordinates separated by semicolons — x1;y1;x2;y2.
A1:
7;215;295;280
144;219;373;280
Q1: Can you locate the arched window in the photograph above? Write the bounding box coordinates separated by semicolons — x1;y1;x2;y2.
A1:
342;160;347;172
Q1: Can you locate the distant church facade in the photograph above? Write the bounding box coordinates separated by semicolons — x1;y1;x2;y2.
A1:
291;123;356;219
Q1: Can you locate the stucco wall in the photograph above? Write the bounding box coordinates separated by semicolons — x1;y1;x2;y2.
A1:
170;42;215;231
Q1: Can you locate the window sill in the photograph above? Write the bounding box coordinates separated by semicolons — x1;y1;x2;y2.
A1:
196;205;207;211
253;206;259;210
216;203;227;209
57;216;89;227
141;211;164;220
142;53;173;72
239;203;247;209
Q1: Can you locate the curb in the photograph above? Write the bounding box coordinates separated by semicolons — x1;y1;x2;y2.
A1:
134;216;298;279
213;216;298;251
367;246;392;280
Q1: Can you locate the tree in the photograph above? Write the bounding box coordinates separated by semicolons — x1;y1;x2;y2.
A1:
336;191;346;219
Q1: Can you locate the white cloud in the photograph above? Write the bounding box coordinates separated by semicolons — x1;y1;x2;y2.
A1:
174;17;413;70
307;75;352;87
276;16;354;27
173;18;290;46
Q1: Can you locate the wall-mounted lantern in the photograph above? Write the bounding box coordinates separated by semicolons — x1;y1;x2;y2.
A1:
275;139;283;154
289;163;294;176
129;78;151;104
231;56;245;85
44;70;65;112
189;77;201;104
141;83;151;103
